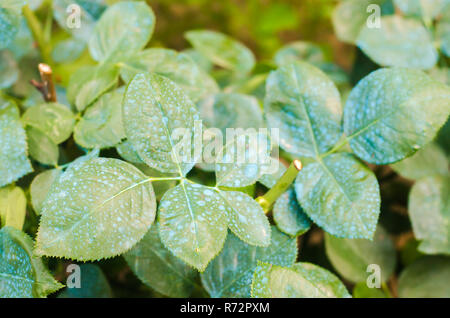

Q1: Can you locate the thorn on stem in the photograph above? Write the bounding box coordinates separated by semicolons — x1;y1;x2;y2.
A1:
293;159;303;171
30;63;57;102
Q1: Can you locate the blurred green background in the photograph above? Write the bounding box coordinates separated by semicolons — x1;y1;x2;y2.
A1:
126;0;351;68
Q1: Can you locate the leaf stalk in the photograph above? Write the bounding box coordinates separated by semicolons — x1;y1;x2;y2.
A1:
256;159;303;213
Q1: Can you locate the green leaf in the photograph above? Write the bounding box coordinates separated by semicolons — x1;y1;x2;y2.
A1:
53;0;99;43
408;175;450;255
0;101;32;187
22;103;75;144
251;262;350;298
30;169;62;215
198;93;264;133
67;64;120;112
197;93;265;172
398;256;450;297
74;90;125;149
324;226;396;283
119;48;219;103
124;225;197;297
0;49;18;88
116;140;144;164
185;30;255;75
391;143;448;180
51;39;85;63
0;186;26;230
352;282;388;298
258;161;287;188
183;48;213;73
357;16;438;69
437;8;450;57
201;227;297;298
0;226;63;298
88;1;155;63
158;182;228;271
264;61;342;158
332;0;389;44
394;0;449;19
58;264;112;298
218;190;271;247
274;41;325;67
296;153;380;239
123;73;201;176
273;188;311;237
344;68;450;164
7;18;33;59
26;126;59;166
0;7;20;49
35;158;156;261
215;132;273;188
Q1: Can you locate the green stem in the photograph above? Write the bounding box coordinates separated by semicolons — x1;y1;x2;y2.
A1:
22;5;52;64
256;160;303;213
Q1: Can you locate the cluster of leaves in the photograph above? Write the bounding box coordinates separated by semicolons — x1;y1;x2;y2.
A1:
0;0;449;298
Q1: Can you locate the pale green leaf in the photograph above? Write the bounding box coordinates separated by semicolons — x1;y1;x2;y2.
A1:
0;186;26;230
124;225;197;297
274;41;325;67
258;161;287;188
116;140;144;164
201;227;297;298
273;188;311;237
352;282;388;298
0;50;18;88
119;48;219;103
215;131;274;188
30;169;61;215
51;39;85;63
332;0;389;44
324;226;396;283
398;256;450;297
183;48;213;73
391;143;448;180
158;182;228;271
0;101;32;187
295;153;380;239
22;103;75;144
197;92;264;172
58;264;112;298
0;226;63;298
357;16;438;69
0;7;20;49
264;61;342;158
74;90;125;149
394;0;449;19
408;175;450;255
88;1;155;63
35;158;156;261
26;126;59;166
437;8;450;57
53;0;99;42
251;262;350;298
219;190;271;247
344;68;450;164
123;73;201;176
67;64;120;112
185;30;255;75
198;93;264;133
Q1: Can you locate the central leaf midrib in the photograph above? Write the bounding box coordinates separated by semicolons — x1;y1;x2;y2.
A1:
290;64;320;157
317;158;370;236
